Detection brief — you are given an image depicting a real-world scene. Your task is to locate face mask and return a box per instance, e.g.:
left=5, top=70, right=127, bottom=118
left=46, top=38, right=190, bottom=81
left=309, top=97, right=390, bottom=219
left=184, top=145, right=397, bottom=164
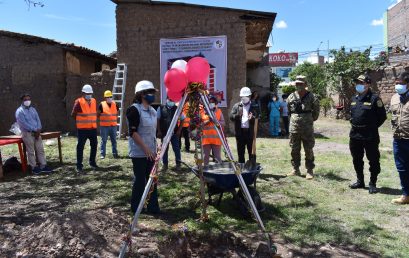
left=144, top=94, right=155, bottom=104
left=355, top=84, right=365, bottom=94
left=241, top=96, right=250, bottom=104
left=167, top=100, right=175, bottom=107
left=23, top=100, right=31, bottom=107
left=84, top=95, right=92, bottom=100
left=106, top=98, right=113, bottom=104
left=395, top=84, right=408, bottom=95
left=210, top=103, right=216, bottom=109
left=273, top=98, right=277, bottom=101
left=296, top=85, right=305, bottom=92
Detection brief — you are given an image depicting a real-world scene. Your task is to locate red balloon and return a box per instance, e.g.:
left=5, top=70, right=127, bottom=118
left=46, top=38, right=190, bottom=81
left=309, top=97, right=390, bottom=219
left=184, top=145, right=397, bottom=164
left=164, top=68, right=188, bottom=92
left=166, top=88, right=183, bottom=102
left=185, top=57, right=210, bottom=84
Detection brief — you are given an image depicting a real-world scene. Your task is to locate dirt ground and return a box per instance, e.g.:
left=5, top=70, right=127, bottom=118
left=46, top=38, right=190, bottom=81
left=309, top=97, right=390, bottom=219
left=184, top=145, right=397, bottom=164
left=0, top=118, right=401, bottom=257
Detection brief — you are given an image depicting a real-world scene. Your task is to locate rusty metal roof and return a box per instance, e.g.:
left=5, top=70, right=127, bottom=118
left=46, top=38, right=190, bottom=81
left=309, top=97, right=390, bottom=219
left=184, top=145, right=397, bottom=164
left=0, top=30, right=116, bottom=64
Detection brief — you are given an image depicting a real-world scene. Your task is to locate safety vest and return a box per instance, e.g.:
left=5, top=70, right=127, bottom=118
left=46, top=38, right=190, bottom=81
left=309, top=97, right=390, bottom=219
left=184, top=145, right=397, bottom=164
left=99, top=101, right=118, bottom=127
left=182, top=103, right=190, bottom=128
left=202, top=108, right=222, bottom=146
left=76, top=98, right=97, bottom=129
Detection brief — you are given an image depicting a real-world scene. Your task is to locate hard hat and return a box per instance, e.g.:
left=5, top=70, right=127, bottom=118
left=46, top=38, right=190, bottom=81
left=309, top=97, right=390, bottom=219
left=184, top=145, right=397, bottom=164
left=82, top=84, right=93, bottom=94
left=135, top=80, right=156, bottom=93
left=239, top=87, right=251, bottom=97
left=104, top=90, right=113, bottom=98
left=208, top=94, right=218, bottom=102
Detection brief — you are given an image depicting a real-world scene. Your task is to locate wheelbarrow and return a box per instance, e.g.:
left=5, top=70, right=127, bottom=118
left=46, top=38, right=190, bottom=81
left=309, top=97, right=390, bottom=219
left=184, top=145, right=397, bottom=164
left=186, top=162, right=265, bottom=217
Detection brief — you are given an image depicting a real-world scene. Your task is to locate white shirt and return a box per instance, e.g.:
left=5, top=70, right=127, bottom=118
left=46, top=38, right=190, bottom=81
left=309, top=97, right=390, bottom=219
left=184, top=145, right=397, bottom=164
left=241, top=101, right=251, bottom=128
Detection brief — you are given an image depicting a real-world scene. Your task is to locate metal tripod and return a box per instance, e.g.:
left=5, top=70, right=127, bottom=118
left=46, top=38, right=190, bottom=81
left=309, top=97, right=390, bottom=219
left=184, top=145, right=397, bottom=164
left=118, top=91, right=275, bottom=258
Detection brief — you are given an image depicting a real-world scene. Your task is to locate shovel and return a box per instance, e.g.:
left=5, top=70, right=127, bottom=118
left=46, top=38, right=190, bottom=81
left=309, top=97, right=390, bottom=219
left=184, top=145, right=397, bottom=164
left=244, top=117, right=258, bottom=171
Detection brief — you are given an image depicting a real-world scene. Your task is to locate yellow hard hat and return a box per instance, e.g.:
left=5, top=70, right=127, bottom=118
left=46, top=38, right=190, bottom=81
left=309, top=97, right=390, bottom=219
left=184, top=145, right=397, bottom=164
left=104, top=90, right=113, bottom=98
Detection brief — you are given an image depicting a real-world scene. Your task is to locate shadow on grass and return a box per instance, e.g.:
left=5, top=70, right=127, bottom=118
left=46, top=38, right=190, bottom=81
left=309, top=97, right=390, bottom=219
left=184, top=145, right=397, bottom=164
left=378, top=187, right=402, bottom=196
left=314, top=133, right=330, bottom=139
left=318, top=171, right=349, bottom=182
left=259, top=174, right=287, bottom=181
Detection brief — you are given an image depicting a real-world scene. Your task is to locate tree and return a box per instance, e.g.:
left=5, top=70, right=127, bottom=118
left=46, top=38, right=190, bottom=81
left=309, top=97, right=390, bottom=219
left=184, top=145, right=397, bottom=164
left=270, top=72, right=283, bottom=93
left=325, top=47, right=379, bottom=113
left=24, top=0, right=44, bottom=8
left=289, top=62, right=327, bottom=98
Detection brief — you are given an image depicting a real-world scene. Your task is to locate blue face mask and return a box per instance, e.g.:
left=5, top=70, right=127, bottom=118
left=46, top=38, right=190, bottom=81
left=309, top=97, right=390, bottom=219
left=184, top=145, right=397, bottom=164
left=167, top=100, right=175, bottom=107
left=395, top=84, right=408, bottom=95
left=144, top=94, right=155, bottom=104
left=84, top=94, right=92, bottom=100
left=355, top=84, right=365, bottom=94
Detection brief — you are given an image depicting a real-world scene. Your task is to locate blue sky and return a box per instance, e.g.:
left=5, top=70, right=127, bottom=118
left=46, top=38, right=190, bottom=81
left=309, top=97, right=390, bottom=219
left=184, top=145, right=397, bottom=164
left=0, top=0, right=400, bottom=57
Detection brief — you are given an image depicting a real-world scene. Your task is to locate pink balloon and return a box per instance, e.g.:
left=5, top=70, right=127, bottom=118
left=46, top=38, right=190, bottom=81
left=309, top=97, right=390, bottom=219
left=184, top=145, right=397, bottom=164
left=166, top=88, right=183, bottom=102
left=185, top=57, right=210, bottom=84
left=164, top=68, right=188, bottom=92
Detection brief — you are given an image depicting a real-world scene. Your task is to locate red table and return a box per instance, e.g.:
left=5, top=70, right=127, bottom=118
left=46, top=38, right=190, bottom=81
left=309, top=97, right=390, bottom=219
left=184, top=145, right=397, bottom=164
left=0, top=138, right=27, bottom=173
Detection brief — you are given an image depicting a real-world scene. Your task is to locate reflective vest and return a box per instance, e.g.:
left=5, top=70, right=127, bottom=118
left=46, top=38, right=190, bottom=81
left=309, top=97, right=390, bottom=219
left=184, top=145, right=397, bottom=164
left=202, top=108, right=222, bottom=145
left=182, top=103, right=190, bottom=128
left=99, top=101, right=118, bottom=127
left=76, top=97, right=97, bottom=129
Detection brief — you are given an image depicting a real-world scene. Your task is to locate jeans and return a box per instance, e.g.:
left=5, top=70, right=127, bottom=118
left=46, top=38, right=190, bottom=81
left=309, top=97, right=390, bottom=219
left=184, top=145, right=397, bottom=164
left=76, top=129, right=97, bottom=170
left=393, top=139, right=409, bottom=196
left=179, top=127, right=190, bottom=151
left=162, top=134, right=181, bottom=166
left=100, top=126, right=118, bottom=157
left=131, top=158, right=159, bottom=213
left=269, top=116, right=280, bottom=136
left=349, top=138, right=380, bottom=184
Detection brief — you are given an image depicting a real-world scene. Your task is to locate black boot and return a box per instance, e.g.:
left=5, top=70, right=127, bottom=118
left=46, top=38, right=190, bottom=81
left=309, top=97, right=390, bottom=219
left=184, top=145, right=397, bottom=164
left=368, top=182, right=378, bottom=194
left=349, top=181, right=365, bottom=189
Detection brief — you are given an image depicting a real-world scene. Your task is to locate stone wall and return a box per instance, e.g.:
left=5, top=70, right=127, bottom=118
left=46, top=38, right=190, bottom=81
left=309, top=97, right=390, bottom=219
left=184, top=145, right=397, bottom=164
left=115, top=3, right=248, bottom=134
left=387, top=0, right=409, bottom=48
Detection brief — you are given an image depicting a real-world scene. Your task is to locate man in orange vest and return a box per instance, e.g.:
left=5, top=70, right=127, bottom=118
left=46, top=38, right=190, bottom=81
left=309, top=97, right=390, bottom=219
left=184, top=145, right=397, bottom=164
left=201, top=95, right=225, bottom=166
left=98, top=90, right=119, bottom=159
left=71, top=84, right=98, bottom=174
left=180, top=103, right=191, bottom=152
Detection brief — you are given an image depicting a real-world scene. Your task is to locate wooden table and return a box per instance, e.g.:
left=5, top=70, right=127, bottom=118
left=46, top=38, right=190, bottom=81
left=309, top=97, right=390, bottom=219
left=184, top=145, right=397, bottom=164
left=0, top=131, right=63, bottom=174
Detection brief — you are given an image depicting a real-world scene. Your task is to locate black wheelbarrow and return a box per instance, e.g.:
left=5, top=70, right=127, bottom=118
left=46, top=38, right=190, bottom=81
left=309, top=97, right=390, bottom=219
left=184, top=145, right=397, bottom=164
left=188, top=162, right=265, bottom=216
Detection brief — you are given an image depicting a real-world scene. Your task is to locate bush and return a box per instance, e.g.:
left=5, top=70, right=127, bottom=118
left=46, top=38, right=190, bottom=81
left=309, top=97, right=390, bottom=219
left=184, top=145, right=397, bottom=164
left=320, top=97, right=334, bottom=116
left=282, top=85, right=296, bottom=95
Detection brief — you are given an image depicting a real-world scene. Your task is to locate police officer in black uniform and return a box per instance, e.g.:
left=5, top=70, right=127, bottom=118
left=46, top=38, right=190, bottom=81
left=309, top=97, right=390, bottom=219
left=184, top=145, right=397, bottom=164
left=349, top=74, right=387, bottom=194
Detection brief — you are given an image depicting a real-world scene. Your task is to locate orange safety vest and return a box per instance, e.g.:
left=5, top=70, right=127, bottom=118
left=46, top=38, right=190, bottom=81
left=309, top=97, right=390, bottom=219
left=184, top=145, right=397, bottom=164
left=99, top=101, right=118, bottom=127
left=76, top=97, right=97, bottom=129
left=202, top=108, right=222, bottom=146
left=182, top=103, right=190, bottom=127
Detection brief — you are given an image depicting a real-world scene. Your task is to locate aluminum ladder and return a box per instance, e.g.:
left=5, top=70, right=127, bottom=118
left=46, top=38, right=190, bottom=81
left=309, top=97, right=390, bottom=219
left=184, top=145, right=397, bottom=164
left=112, top=63, right=127, bottom=138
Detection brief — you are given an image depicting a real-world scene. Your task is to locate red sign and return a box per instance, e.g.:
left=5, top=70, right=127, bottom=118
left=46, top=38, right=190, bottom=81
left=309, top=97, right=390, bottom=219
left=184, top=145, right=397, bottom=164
left=268, top=53, right=298, bottom=67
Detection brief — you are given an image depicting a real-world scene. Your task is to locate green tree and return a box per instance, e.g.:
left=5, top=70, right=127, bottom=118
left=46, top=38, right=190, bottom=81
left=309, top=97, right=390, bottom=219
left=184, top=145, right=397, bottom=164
left=289, top=62, right=327, bottom=98
left=270, top=72, right=283, bottom=93
left=325, top=47, right=379, bottom=112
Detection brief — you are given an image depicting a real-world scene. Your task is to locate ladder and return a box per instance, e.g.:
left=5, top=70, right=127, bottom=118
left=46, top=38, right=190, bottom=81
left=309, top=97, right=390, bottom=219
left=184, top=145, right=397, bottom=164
left=112, top=63, right=128, bottom=138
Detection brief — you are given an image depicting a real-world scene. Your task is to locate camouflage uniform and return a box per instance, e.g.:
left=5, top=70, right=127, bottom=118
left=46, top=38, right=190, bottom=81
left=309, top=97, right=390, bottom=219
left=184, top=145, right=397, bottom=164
left=287, top=91, right=320, bottom=171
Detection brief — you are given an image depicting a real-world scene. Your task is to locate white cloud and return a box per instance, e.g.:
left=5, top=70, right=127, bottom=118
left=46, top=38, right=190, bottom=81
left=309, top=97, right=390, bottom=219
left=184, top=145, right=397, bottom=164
left=371, top=18, right=383, bottom=26
left=44, top=14, right=84, bottom=22
left=276, top=20, right=288, bottom=29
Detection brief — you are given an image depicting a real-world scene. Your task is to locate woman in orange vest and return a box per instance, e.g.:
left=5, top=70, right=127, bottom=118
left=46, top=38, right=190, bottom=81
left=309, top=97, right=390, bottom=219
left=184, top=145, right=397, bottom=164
left=71, top=84, right=98, bottom=174
left=201, top=95, right=225, bottom=166
left=98, top=90, right=119, bottom=159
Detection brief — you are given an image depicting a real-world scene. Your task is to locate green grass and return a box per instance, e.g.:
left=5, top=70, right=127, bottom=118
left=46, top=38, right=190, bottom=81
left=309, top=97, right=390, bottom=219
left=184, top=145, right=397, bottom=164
left=0, top=118, right=408, bottom=257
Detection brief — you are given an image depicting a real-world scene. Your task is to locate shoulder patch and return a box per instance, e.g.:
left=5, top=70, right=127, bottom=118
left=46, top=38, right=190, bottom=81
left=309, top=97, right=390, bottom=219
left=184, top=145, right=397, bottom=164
left=377, top=99, right=384, bottom=108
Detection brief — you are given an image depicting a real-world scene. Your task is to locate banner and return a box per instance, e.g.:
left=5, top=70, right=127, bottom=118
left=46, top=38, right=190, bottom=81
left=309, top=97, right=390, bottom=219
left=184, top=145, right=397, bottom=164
left=160, top=36, right=228, bottom=107
left=268, top=52, right=298, bottom=67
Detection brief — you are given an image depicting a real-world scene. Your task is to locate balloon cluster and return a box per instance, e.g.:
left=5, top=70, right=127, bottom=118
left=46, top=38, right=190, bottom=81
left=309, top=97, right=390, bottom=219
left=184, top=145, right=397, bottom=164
left=164, top=57, right=210, bottom=102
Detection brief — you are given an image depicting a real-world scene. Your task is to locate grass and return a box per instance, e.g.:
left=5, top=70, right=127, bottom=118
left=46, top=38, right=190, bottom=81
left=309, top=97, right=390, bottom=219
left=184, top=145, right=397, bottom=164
left=1, top=118, right=408, bottom=257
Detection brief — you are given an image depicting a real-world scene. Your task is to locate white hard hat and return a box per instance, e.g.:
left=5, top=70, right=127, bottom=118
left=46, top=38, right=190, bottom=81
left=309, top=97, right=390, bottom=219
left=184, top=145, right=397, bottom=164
left=82, top=84, right=93, bottom=94
left=135, top=80, right=156, bottom=93
left=239, top=87, right=251, bottom=97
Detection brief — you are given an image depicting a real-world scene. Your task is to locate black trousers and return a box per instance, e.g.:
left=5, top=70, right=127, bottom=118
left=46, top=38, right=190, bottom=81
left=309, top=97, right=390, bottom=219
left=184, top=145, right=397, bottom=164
left=179, top=127, right=190, bottom=151
left=76, top=129, right=97, bottom=170
left=349, top=138, right=381, bottom=185
left=236, top=128, right=254, bottom=164
left=282, top=116, right=289, bottom=135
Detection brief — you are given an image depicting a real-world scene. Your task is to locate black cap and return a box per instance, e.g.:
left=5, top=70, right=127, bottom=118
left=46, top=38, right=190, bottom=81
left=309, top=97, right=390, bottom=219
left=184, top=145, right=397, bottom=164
left=353, top=74, right=371, bottom=84
left=398, top=71, right=409, bottom=84
left=20, top=93, right=31, bottom=100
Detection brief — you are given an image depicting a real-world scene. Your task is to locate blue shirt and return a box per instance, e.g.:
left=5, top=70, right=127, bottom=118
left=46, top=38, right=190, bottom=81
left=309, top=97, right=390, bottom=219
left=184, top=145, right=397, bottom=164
left=268, top=100, right=281, bottom=117
left=280, top=101, right=288, bottom=117
left=15, top=105, right=42, bottom=132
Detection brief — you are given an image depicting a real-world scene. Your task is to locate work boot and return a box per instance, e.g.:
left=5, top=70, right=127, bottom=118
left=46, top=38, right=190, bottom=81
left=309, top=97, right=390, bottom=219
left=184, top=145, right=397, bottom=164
left=305, top=169, right=314, bottom=180
left=391, top=195, right=409, bottom=205
left=175, top=163, right=181, bottom=171
left=113, top=154, right=119, bottom=159
left=287, top=168, right=301, bottom=177
left=368, top=183, right=378, bottom=194
left=349, top=181, right=365, bottom=189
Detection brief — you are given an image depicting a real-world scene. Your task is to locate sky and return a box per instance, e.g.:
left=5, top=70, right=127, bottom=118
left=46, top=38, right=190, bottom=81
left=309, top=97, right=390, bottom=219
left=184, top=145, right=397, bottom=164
left=0, top=0, right=401, bottom=57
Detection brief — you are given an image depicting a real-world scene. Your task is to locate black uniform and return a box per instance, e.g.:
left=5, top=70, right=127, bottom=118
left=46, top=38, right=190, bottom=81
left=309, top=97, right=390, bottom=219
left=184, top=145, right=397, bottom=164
left=349, top=89, right=387, bottom=186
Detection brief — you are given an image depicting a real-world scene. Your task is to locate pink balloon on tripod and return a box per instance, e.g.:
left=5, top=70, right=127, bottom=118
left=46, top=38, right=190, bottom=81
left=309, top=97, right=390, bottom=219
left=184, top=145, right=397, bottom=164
left=164, top=68, right=188, bottom=92
left=185, top=57, right=210, bottom=84
left=166, top=87, right=184, bottom=102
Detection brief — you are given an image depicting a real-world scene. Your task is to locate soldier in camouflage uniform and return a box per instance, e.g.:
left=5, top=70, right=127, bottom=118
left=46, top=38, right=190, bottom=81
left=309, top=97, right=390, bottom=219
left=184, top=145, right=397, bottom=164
left=286, top=76, right=320, bottom=179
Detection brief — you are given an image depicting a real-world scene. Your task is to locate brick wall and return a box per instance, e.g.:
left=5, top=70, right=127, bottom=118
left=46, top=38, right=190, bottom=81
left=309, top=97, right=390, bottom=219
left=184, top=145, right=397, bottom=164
left=388, top=0, right=409, bottom=48
left=115, top=3, right=248, bottom=134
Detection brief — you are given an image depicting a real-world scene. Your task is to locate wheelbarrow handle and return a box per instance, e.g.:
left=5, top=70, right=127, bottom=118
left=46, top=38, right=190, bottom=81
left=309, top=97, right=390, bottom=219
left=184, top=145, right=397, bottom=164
left=178, top=160, right=200, bottom=177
